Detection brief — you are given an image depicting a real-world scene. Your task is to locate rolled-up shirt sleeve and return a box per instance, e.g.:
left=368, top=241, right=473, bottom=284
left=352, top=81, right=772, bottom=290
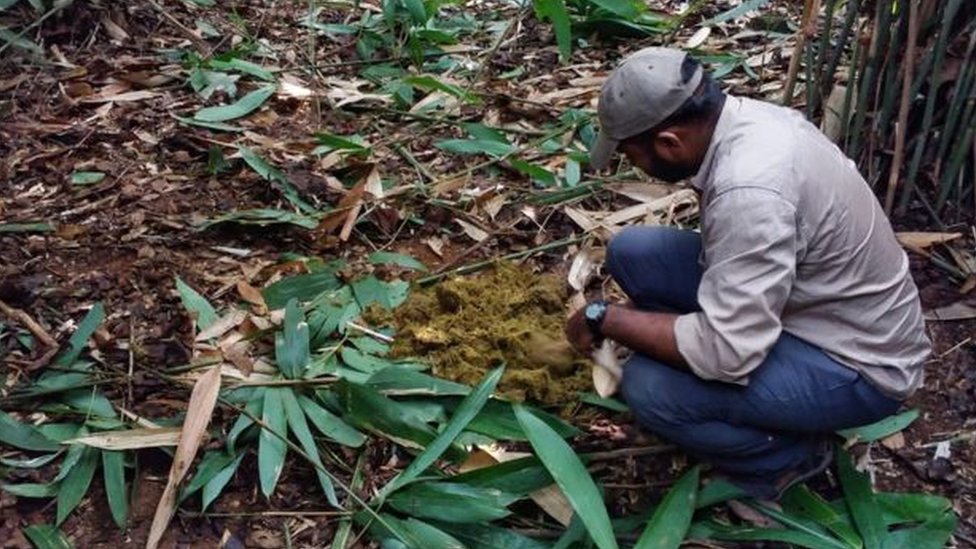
left=675, top=187, right=798, bottom=383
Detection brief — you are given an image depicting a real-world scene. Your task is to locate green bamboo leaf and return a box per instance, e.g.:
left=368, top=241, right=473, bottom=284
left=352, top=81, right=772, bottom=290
left=281, top=388, right=338, bottom=506
left=369, top=513, right=463, bottom=549
left=175, top=277, right=217, bottom=331
left=382, top=367, right=503, bottom=497
left=880, top=515, right=955, bottom=549
left=587, top=0, right=639, bottom=18
left=22, top=524, right=74, bottom=549
left=402, top=75, right=479, bottom=104
left=533, top=0, right=572, bottom=61
left=466, top=399, right=579, bottom=441
left=435, top=138, right=516, bottom=158
left=749, top=502, right=851, bottom=549
left=276, top=299, right=310, bottom=379
left=101, top=450, right=128, bottom=528
left=402, top=0, right=426, bottom=23
left=433, top=521, right=551, bottom=549
left=0, top=411, right=59, bottom=452
left=781, top=485, right=862, bottom=548
left=367, top=251, right=428, bottom=272
left=876, top=492, right=954, bottom=525
left=510, top=159, right=557, bottom=185
left=514, top=404, right=619, bottom=549
left=55, top=303, right=105, bottom=368
left=298, top=394, right=366, bottom=447
left=341, top=346, right=395, bottom=374
left=688, top=519, right=850, bottom=549
left=227, top=390, right=264, bottom=453
left=388, top=482, right=517, bottom=523
left=56, top=446, right=98, bottom=525
left=837, top=409, right=919, bottom=443
left=338, top=381, right=462, bottom=459
left=634, top=466, right=699, bottom=549
left=451, top=455, right=553, bottom=497
left=0, top=222, right=55, bottom=233
left=173, top=115, right=245, bottom=132
left=181, top=449, right=237, bottom=502
left=208, top=57, right=276, bottom=81
left=263, top=271, right=343, bottom=310
left=1, top=483, right=59, bottom=498
left=193, top=85, right=276, bottom=122
left=0, top=452, right=62, bottom=469
left=202, top=453, right=245, bottom=511
left=200, top=209, right=319, bottom=230
left=367, top=367, right=471, bottom=397
left=837, top=447, right=887, bottom=549
left=579, top=393, right=628, bottom=412
left=69, top=171, right=105, bottom=185
left=701, top=0, right=773, bottom=25
left=258, top=387, right=288, bottom=497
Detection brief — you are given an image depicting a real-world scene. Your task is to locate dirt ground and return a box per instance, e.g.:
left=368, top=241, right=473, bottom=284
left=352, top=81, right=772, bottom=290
left=1, top=1, right=974, bottom=547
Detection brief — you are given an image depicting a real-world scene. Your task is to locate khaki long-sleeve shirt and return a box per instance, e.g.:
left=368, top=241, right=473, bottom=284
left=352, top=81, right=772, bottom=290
left=674, top=96, right=931, bottom=400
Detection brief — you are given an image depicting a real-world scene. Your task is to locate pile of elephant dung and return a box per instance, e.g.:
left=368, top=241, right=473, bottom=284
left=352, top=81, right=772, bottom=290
left=391, top=262, right=592, bottom=405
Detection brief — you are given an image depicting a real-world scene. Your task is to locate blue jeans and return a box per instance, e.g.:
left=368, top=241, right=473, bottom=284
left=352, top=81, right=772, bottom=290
left=607, top=226, right=900, bottom=477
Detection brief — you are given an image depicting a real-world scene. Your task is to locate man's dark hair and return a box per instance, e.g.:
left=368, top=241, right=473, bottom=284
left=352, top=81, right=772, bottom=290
left=662, top=56, right=724, bottom=128
left=625, top=56, right=724, bottom=144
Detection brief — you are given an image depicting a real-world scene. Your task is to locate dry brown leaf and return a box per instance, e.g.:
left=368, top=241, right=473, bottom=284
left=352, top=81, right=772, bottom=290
left=431, top=173, right=471, bottom=197
left=425, top=237, right=445, bottom=257
left=146, top=366, right=222, bottom=549
left=64, top=427, right=182, bottom=450
left=196, top=309, right=247, bottom=342
left=318, top=173, right=368, bottom=236
left=924, top=302, right=976, bottom=321
left=895, top=232, right=963, bottom=251
left=605, top=182, right=672, bottom=203
left=685, top=26, right=712, bottom=49
left=563, top=206, right=599, bottom=233
left=237, top=280, right=267, bottom=312
left=567, top=248, right=602, bottom=292
left=456, top=219, right=490, bottom=242
left=603, top=189, right=697, bottom=226
left=81, top=90, right=159, bottom=103
left=101, top=14, right=130, bottom=41
left=592, top=340, right=622, bottom=397
left=477, top=445, right=575, bottom=526
left=881, top=431, right=906, bottom=450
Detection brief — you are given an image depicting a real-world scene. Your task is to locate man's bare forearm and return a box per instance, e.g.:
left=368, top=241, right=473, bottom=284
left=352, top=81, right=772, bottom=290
left=600, top=305, right=687, bottom=368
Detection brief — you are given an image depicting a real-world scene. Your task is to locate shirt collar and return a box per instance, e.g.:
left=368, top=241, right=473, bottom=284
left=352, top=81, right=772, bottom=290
left=690, top=95, right=738, bottom=191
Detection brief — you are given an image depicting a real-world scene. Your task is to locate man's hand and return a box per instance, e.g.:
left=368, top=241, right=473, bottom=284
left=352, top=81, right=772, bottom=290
left=565, top=302, right=688, bottom=370
left=565, top=306, right=597, bottom=352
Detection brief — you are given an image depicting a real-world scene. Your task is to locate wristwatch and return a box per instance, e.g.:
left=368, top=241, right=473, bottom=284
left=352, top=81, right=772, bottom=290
left=584, top=300, right=609, bottom=341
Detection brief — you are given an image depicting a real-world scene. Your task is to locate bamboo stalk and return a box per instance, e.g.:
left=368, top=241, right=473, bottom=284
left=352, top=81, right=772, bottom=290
left=898, top=0, right=964, bottom=213
left=933, top=27, right=976, bottom=187
left=849, top=0, right=894, bottom=161
left=875, top=6, right=909, bottom=149
left=808, top=0, right=840, bottom=116
left=840, top=24, right=866, bottom=148
left=783, top=0, right=822, bottom=106
left=822, top=0, right=863, bottom=106
left=884, top=0, right=920, bottom=214
left=936, top=108, right=976, bottom=216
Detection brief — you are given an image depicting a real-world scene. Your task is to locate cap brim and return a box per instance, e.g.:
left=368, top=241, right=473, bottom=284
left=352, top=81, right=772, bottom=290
left=589, top=130, right=618, bottom=171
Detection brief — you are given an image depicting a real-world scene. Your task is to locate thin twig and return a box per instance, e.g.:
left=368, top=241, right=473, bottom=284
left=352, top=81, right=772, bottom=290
left=415, top=235, right=586, bottom=286
left=884, top=0, right=919, bottom=214
left=782, top=0, right=821, bottom=105
left=584, top=444, right=677, bottom=462
left=345, top=321, right=394, bottom=344
left=146, top=0, right=211, bottom=56
left=0, top=299, right=57, bottom=348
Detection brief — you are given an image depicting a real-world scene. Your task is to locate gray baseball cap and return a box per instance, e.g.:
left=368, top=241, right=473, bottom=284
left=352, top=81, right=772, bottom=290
left=590, top=47, right=703, bottom=170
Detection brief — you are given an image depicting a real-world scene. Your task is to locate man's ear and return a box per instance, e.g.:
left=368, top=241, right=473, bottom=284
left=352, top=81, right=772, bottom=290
left=652, top=129, right=685, bottom=162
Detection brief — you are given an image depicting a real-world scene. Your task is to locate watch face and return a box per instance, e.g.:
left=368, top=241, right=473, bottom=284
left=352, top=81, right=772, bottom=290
left=585, top=302, right=604, bottom=321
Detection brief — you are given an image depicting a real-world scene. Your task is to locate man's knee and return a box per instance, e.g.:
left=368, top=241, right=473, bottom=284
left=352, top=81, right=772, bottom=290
left=620, top=357, right=683, bottom=431
left=607, top=226, right=668, bottom=278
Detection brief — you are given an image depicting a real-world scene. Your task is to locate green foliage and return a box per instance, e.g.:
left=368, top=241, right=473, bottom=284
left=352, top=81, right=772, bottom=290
left=531, top=0, right=669, bottom=62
